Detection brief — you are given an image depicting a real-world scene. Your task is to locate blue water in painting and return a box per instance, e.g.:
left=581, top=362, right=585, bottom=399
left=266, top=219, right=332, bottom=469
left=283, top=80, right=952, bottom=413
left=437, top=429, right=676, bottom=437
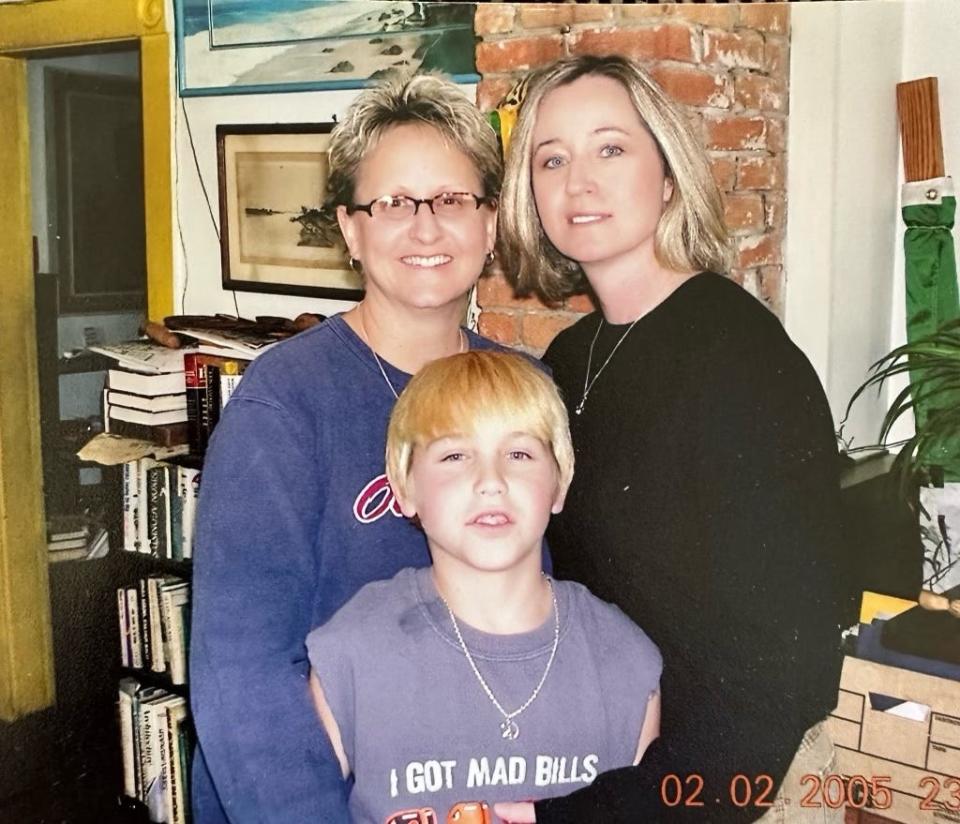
left=181, top=0, right=349, bottom=37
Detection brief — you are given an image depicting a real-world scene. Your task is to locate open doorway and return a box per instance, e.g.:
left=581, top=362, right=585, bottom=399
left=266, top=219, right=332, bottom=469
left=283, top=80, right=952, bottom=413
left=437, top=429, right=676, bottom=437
left=0, top=39, right=153, bottom=822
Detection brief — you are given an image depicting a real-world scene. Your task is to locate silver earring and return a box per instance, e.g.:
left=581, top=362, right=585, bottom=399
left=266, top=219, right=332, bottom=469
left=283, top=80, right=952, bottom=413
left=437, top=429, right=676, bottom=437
left=349, top=256, right=362, bottom=273
left=485, top=250, right=495, bottom=266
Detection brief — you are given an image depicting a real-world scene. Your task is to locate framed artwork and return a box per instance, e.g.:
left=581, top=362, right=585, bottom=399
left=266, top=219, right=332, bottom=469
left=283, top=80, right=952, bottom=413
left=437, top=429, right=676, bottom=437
left=216, top=123, right=363, bottom=301
left=175, top=0, right=477, bottom=97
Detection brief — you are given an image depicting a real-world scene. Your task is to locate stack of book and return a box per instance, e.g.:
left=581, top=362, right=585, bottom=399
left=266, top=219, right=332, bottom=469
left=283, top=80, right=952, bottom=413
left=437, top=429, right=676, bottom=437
left=118, top=575, right=190, bottom=685
left=46, top=515, right=109, bottom=563
left=123, top=458, right=201, bottom=561
left=176, top=326, right=277, bottom=455
left=89, top=340, right=188, bottom=447
left=118, top=677, right=192, bottom=824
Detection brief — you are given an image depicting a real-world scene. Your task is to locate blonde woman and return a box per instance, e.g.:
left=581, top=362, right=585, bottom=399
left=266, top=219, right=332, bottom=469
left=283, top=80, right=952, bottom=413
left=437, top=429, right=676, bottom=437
left=496, top=55, right=847, bottom=823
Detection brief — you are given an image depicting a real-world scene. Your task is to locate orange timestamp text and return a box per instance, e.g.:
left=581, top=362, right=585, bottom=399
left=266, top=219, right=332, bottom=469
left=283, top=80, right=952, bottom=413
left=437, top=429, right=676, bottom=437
left=659, top=773, right=960, bottom=811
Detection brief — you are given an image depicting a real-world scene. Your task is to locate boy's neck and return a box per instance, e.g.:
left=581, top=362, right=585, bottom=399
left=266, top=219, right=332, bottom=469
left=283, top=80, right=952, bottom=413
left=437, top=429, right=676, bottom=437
left=430, top=562, right=553, bottom=635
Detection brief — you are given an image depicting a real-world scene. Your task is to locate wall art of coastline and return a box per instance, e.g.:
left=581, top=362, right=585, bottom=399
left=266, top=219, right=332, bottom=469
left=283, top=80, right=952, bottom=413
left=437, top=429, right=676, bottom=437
left=174, top=0, right=478, bottom=97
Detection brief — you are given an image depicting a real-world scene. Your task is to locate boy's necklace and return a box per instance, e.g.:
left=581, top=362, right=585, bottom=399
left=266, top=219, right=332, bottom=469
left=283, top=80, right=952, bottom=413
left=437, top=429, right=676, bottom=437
left=356, top=304, right=465, bottom=400
left=438, top=576, right=560, bottom=741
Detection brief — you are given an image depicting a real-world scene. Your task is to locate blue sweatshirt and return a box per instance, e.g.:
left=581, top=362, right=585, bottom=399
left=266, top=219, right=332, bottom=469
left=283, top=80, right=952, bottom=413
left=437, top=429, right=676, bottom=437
left=190, top=315, right=515, bottom=824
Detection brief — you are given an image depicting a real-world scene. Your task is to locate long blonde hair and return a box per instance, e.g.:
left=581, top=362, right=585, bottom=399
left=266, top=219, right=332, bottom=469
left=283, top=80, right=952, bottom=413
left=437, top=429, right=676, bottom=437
left=500, top=55, right=732, bottom=302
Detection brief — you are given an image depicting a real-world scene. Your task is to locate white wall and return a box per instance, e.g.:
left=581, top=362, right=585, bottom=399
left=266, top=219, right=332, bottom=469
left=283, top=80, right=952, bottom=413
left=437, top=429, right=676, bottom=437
left=786, top=0, right=905, bottom=452
left=172, top=85, right=476, bottom=320
left=787, top=0, right=960, bottom=452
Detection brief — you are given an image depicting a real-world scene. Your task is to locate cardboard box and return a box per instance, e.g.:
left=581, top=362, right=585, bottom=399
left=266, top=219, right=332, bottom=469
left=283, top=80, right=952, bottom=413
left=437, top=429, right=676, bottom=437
left=826, top=656, right=960, bottom=824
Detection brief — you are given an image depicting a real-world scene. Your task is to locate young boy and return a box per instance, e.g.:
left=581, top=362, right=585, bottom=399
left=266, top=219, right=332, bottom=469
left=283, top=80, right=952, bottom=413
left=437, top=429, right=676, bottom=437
left=306, top=352, right=661, bottom=824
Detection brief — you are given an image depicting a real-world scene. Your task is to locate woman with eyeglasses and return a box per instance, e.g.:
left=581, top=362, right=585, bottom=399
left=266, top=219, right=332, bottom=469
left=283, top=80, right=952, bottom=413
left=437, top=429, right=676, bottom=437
left=495, top=55, right=848, bottom=823
left=190, top=74, right=510, bottom=824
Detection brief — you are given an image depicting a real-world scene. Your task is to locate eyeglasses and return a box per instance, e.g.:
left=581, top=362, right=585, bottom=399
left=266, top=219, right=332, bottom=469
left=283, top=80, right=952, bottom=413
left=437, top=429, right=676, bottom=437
left=347, top=192, right=497, bottom=221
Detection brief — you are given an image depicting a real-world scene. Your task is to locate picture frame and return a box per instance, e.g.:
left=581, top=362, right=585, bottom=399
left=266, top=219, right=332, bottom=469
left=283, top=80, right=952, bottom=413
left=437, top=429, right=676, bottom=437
left=216, top=123, right=363, bottom=301
left=175, top=0, right=478, bottom=97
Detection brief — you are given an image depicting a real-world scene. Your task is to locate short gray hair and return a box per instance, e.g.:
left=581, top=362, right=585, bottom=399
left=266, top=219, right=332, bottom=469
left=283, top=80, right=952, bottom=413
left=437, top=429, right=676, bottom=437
left=323, top=73, right=502, bottom=240
left=500, top=55, right=733, bottom=302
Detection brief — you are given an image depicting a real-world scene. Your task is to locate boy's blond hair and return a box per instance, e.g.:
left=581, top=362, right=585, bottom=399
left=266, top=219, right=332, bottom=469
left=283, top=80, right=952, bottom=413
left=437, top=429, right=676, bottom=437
left=386, top=351, right=574, bottom=501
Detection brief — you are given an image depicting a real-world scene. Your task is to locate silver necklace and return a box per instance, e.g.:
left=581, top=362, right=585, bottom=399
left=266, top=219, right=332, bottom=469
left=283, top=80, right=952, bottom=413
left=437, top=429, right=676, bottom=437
left=356, top=305, right=465, bottom=400
left=438, top=577, right=560, bottom=741
left=575, top=315, right=642, bottom=415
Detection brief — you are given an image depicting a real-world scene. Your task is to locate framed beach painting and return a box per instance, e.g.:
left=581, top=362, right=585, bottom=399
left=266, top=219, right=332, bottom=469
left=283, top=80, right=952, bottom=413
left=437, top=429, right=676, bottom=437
left=217, top=123, right=364, bottom=301
left=175, top=0, right=478, bottom=97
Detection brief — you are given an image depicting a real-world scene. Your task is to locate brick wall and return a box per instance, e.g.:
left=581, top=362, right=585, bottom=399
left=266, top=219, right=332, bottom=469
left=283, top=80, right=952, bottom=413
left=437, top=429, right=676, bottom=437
left=473, top=2, right=790, bottom=353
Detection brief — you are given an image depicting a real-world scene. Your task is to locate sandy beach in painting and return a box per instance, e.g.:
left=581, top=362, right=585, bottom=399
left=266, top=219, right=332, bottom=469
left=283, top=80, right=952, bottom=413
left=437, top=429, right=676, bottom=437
left=182, top=1, right=459, bottom=90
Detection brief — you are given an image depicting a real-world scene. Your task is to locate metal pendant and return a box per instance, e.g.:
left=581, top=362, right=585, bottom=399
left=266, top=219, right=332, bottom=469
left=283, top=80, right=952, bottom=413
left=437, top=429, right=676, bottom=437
left=500, top=719, right=520, bottom=740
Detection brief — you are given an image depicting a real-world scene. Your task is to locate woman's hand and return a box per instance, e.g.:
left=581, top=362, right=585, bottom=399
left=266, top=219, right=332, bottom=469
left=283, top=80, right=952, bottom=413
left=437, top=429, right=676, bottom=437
left=493, top=802, right=537, bottom=823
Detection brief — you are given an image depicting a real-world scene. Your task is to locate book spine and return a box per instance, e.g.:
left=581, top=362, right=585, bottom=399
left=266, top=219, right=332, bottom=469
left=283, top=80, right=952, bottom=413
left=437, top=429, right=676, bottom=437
left=147, top=576, right=166, bottom=674
left=137, top=459, right=153, bottom=555
left=170, top=466, right=185, bottom=563
left=183, top=352, right=204, bottom=456
left=180, top=467, right=201, bottom=561
left=166, top=706, right=185, bottom=824
left=156, top=704, right=171, bottom=823
left=219, top=360, right=242, bottom=410
left=160, top=465, right=172, bottom=560
left=205, top=363, right=222, bottom=440
left=126, top=587, right=143, bottom=670
left=166, top=588, right=190, bottom=686
left=118, top=588, right=130, bottom=668
left=118, top=686, right=137, bottom=798
left=138, top=578, right=152, bottom=669
left=123, top=460, right=140, bottom=553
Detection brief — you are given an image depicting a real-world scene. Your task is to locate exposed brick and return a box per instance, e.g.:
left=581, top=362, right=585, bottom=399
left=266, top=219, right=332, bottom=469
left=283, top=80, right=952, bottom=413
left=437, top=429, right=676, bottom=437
left=734, top=74, right=787, bottom=113
left=737, top=232, right=782, bottom=269
left=476, top=36, right=564, bottom=74
left=474, top=4, right=516, bottom=36
left=665, top=4, right=737, bottom=30
left=737, top=155, right=784, bottom=190
left=477, top=273, right=547, bottom=310
left=764, top=36, right=789, bottom=77
left=724, top=192, right=765, bottom=233
left=649, top=65, right=730, bottom=109
left=570, top=24, right=695, bottom=64
left=518, top=4, right=573, bottom=30
left=478, top=311, right=520, bottom=346
left=477, top=76, right=516, bottom=113
left=765, top=117, right=786, bottom=153
left=572, top=5, right=615, bottom=24
left=730, top=267, right=760, bottom=298
left=740, top=4, right=790, bottom=36
left=764, top=191, right=786, bottom=230
left=566, top=292, right=596, bottom=314
left=522, top=313, right=578, bottom=351
left=758, top=265, right=785, bottom=318
left=704, top=115, right=767, bottom=151
left=703, top=29, right=764, bottom=71
left=710, top=155, right=737, bottom=191
left=618, top=5, right=666, bottom=21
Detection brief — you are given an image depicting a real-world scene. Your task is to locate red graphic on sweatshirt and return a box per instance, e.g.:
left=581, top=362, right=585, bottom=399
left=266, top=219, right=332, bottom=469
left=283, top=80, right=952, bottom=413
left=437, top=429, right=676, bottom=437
left=354, top=473, right=404, bottom=524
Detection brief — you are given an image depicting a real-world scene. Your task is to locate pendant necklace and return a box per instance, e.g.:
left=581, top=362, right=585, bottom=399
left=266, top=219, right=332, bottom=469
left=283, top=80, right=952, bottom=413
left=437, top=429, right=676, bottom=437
left=356, top=304, right=465, bottom=400
left=575, top=315, right=642, bottom=415
left=438, top=576, right=560, bottom=741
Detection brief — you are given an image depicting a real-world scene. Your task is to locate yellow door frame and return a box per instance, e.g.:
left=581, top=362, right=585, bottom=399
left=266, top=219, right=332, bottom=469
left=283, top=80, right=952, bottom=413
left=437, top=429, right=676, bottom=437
left=0, top=0, right=173, bottom=719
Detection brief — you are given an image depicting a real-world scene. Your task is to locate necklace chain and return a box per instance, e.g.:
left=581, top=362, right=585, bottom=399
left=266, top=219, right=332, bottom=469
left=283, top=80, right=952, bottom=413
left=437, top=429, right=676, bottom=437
left=439, top=577, right=560, bottom=741
left=575, top=315, right=642, bottom=415
left=356, top=304, right=465, bottom=401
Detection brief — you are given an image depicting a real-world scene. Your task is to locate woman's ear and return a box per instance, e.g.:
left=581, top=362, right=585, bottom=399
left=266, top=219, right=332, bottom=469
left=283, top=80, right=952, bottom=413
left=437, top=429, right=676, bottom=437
left=337, top=204, right=358, bottom=257
left=662, top=176, right=674, bottom=205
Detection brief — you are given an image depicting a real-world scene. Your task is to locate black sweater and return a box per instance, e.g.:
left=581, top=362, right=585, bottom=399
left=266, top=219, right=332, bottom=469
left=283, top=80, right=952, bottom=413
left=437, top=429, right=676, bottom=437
left=537, top=273, right=846, bottom=823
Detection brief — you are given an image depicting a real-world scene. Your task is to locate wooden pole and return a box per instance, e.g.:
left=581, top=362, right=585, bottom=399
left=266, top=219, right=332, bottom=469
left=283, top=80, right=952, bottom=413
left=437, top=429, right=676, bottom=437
left=896, top=77, right=945, bottom=183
